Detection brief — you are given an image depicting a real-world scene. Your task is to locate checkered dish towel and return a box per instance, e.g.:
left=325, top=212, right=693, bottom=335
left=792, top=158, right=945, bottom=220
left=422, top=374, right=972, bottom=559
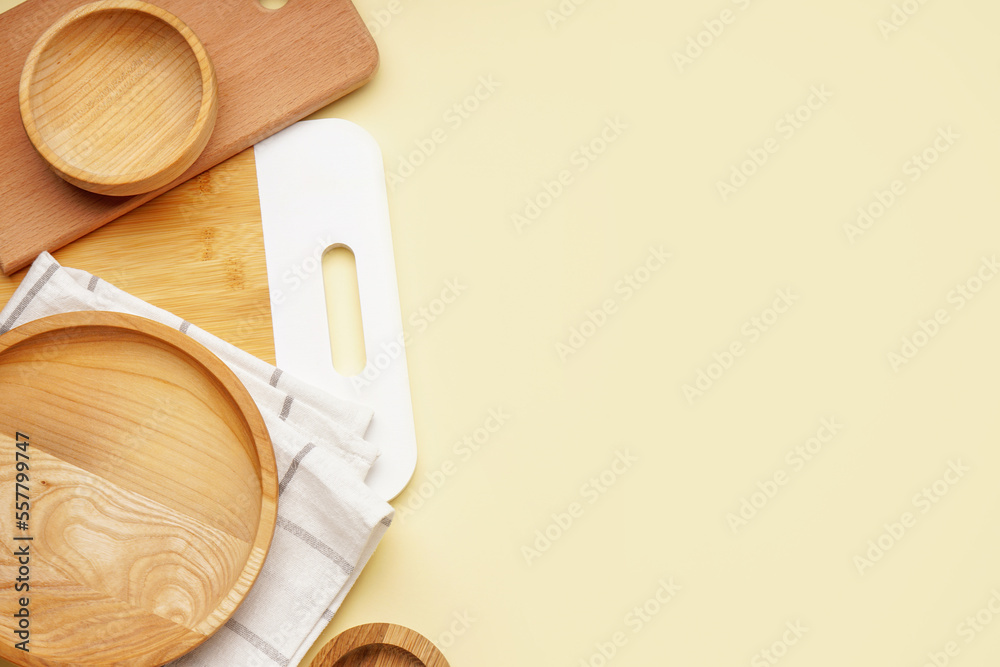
left=0, top=253, right=394, bottom=667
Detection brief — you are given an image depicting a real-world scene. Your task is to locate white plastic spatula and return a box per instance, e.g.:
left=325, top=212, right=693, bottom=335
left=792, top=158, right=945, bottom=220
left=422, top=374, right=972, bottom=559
left=255, top=119, right=416, bottom=501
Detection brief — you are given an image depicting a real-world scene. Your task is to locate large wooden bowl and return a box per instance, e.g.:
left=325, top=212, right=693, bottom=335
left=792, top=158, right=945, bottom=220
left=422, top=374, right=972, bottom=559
left=19, top=0, right=218, bottom=196
left=0, top=312, right=277, bottom=666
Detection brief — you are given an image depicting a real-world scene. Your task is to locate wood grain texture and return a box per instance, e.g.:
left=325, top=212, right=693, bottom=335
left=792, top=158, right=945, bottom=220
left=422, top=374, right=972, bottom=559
left=0, top=147, right=277, bottom=365
left=311, top=624, right=451, bottom=667
left=0, top=311, right=277, bottom=666
left=0, top=0, right=378, bottom=274
left=19, top=1, right=218, bottom=196
left=0, top=580, right=209, bottom=666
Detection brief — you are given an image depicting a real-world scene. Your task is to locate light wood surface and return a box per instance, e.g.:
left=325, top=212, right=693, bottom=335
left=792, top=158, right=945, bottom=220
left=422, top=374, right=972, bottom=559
left=0, top=311, right=278, bottom=666
left=0, top=0, right=378, bottom=274
left=19, top=1, right=218, bottom=196
left=0, top=147, right=277, bottom=365
left=310, top=624, right=450, bottom=667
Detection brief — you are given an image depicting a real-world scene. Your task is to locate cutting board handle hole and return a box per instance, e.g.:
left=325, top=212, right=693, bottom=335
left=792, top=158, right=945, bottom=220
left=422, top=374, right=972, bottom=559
left=258, top=0, right=288, bottom=10
left=322, top=244, right=367, bottom=377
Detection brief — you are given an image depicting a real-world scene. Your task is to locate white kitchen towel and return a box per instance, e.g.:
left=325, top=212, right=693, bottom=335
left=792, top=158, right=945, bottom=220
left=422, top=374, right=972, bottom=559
left=0, top=253, right=394, bottom=667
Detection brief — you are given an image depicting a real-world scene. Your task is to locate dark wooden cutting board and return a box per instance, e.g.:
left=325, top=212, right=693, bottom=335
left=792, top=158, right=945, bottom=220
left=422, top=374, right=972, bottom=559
left=0, top=0, right=378, bottom=275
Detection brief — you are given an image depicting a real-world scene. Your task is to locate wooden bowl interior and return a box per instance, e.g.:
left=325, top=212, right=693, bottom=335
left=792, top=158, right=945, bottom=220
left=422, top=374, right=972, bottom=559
left=0, top=321, right=269, bottom=663
left=330, top=645, right=427, bottom=667
left=311, top=624, right=451, bottom=667
left=25, top=6, right=206, bottom=182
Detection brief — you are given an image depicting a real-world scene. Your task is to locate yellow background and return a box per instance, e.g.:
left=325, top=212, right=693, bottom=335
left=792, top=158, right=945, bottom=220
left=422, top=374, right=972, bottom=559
left=4, top=0, right=1000, bottom=665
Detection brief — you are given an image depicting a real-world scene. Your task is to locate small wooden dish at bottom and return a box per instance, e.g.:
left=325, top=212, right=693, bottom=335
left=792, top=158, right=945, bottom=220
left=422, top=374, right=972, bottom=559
left=311, top=624, right=451, bottom=667
left=0, top=312, right=277, bottom=666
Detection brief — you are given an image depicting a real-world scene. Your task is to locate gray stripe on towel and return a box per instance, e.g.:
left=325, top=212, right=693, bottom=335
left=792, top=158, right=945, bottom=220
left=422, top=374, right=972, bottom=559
left=279, top=395, right=293, bottom=421
left=276, top=516, right=354, bottom=575
left=224, top=619, right=291, bottom=666
left=0, top=263, right=59, bottom=335
left=278, top=443, right=316, bottom=496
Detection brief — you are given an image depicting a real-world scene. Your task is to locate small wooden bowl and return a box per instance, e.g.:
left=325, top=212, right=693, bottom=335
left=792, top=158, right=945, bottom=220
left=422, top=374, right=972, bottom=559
left=19, top=0, right=218, bottom=197
left=0, top=312, right=277, bottom=666
left=311, top=624, right=451, bottom=667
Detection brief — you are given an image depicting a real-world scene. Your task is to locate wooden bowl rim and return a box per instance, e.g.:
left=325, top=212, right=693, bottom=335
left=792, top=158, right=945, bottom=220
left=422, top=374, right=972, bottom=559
left=0, top=311, right=278, bottom=666
left=311, top=623, right=451, bottom=667
left=18, top=0, right=217, bottom=190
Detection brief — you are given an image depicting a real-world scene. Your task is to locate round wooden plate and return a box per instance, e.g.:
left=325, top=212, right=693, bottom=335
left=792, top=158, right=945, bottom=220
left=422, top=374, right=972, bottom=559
left=311, top=624, right=451, bottom=667
left=19, top=0, right=218, bottom=196
left=0, top=312, right=277, bottom=666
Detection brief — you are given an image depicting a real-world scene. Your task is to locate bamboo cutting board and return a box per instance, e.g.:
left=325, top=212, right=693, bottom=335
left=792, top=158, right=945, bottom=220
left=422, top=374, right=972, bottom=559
left=0, top=148, right=277, bottom=363
left=0, top=0, right=378, bottom=275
